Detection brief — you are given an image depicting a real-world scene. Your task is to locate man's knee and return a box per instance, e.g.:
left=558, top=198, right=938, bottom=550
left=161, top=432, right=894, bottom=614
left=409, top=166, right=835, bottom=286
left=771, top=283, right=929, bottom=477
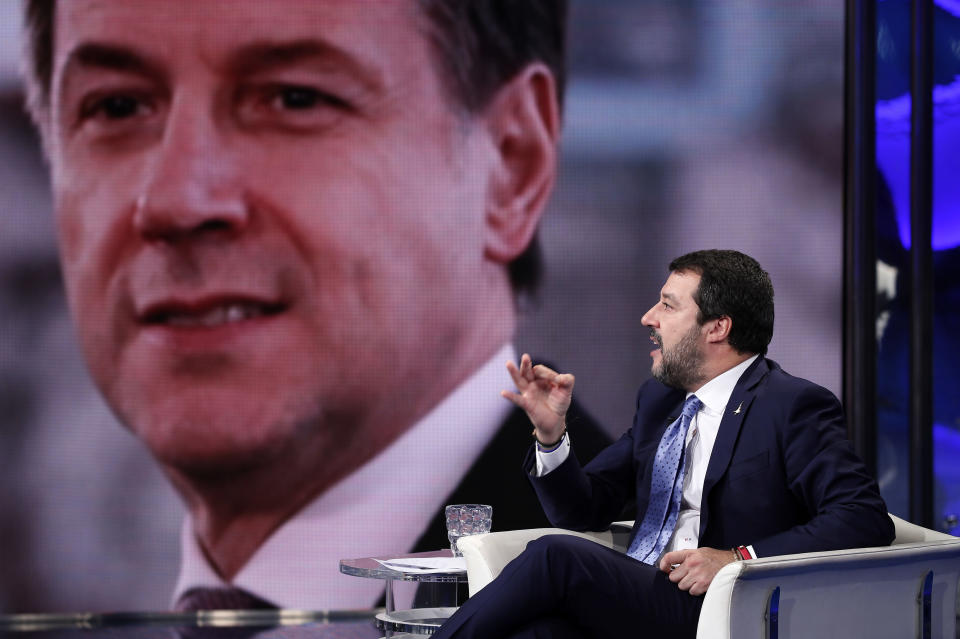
left=502, top=535, right=601, bottom=590
left=521, top=534, right=621, bottom=586
left=525, top=534, right=604, bottom=559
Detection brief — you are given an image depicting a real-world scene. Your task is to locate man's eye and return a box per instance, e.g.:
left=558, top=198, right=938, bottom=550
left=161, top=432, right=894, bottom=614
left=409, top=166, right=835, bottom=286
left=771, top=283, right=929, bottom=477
left=80, top=93, right=151, bottom=123
left=239, top=83, right=349, bottom=131
left=276, top=87, right=322, bottom=110
left=99, top=95, right=140, bottom=118
left=265, top=85, right=348, bottom=113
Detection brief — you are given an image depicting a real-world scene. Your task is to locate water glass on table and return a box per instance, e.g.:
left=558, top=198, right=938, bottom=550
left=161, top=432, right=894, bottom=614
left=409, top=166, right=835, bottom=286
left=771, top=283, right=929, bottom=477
left=445, top=504, right=493, bottom=557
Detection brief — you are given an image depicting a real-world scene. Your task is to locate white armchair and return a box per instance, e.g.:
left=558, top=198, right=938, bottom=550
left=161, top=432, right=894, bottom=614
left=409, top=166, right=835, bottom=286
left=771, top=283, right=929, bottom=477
left=457, top=515, right=960, bottom=638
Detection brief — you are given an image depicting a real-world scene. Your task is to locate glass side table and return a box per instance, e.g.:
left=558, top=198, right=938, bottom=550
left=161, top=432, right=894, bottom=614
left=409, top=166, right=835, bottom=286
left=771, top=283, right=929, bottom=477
left=340, top=550, right=466, bottom=637
left=374, top=607, right=455, bottom=637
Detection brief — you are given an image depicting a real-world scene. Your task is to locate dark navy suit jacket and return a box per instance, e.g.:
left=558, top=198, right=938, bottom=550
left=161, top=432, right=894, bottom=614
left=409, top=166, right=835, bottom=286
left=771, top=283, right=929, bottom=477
left=527, top=357, right=894, bottom=556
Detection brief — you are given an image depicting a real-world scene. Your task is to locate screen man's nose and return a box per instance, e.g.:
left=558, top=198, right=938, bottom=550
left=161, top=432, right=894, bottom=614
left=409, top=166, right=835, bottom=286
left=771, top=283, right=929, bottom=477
left=133, top=98, right=247, bottom=242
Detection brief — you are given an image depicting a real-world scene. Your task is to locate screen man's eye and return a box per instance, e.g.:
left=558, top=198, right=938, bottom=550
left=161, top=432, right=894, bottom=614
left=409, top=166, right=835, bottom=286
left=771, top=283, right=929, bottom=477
left=277, top=87, right=322, bottom=110
left=99, top=95, right=141, bottom=119
left=79, top=92, right=152, bottom=124
left=238, top=82, right=352, bottom=132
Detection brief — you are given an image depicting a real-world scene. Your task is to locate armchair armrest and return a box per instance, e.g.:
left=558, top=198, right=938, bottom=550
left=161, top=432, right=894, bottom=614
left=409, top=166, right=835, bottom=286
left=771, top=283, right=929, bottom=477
left=889, top=513, right=955, bottom=542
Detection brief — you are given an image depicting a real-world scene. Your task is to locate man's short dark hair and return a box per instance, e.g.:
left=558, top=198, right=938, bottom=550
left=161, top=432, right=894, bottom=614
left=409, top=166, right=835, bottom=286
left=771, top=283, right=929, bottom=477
left=22, top=0, right=567, bottom=298
left=669, top=249, right=775, bottom=356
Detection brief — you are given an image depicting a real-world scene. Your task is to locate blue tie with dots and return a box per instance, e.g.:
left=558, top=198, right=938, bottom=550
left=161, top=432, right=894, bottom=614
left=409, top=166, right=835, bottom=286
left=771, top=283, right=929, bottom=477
left=627, top=394, right=702, bottom=564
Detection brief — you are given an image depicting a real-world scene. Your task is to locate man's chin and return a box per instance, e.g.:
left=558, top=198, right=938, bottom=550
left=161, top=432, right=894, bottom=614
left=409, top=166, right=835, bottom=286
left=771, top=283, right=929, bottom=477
left=117, top=402, right=303, bottom=477
left=650, top=361, right=668, bottom=385
left=143, top=428, right=282, bottom=478
left=651, top=368, right=677, bottom=390
left=651, top=362, right=685, bottom=391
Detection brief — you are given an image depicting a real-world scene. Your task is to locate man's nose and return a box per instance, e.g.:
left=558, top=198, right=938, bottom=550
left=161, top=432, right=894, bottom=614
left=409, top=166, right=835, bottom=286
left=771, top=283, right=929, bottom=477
left=133, top=96, right=247, bottom=243
left=641, top=304, right=658, bottom=327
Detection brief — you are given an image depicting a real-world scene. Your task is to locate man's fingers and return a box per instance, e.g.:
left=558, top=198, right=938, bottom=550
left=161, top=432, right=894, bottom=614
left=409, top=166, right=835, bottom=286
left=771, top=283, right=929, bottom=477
left=508, top=357, right=575, bottom=393
left=664, top=549, right=722, bottom=596
left=689, top=582, right=708, bottom=597
left=677, top=573, right=695, bottom=592
left=505, top=360, right=527, bottom=388
left=531, top=364, right=559, bottom=381
left=531, top=362, right=558, bottom=377
left=500, top=389, right=526, bottom=409
left=532, top=365, right=575, bottom=389
left=659, top=549, right=688, bottom=572
left=677, top=570, right=707, bottom=596
left=667, top=566, right=684, bottom=584
left=519, top=353, right=533, bottom=378
left=674, top=562, right=700, bottom=590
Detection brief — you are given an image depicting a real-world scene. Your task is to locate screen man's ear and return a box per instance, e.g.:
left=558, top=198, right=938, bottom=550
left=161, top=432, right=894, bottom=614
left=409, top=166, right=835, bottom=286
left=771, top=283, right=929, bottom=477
left=481, top=63, right=560, bottom=263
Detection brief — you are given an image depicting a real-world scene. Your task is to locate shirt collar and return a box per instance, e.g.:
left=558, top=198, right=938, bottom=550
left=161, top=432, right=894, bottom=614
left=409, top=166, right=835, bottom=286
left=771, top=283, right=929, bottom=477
left=687, top=354, right=759, bottom=416
left=172, top=344, right=515, bottom=610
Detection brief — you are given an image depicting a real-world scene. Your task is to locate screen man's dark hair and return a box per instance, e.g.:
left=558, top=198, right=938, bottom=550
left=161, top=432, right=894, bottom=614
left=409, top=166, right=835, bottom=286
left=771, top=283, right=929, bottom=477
left=22, top=0, right=567, bottom=298
left=669, top=249, right=775, bottom=356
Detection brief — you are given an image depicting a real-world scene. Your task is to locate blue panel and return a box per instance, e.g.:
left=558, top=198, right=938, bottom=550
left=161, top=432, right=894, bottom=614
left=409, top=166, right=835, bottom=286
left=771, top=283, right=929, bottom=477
left=767, top=586, right=780, bottom=639
left=876, top=0, right=960, bottom=251
left=875, top=0, right=960, bottom=529
left=919, top=570, right=933, bottom=639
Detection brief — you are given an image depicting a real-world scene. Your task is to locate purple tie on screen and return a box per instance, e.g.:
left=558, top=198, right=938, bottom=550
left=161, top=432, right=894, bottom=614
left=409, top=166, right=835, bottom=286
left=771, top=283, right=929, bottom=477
left=627, top=394, right=702, bottom=565
left=174, top=586, right=277, bottom=611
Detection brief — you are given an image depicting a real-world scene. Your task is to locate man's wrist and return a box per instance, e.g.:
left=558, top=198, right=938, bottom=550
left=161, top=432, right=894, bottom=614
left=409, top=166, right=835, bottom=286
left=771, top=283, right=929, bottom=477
left=533, top=425, right=567, bottom=451
left=732, top=545, right=754, bottom=561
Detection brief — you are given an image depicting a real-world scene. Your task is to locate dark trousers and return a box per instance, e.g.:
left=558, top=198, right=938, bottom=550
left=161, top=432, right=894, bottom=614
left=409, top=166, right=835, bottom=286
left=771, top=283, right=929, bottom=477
left=433, top=535, right=703, bottom=639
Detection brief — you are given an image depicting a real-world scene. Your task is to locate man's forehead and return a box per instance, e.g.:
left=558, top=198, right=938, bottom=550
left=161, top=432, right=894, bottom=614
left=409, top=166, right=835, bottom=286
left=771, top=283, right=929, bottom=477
left=52, top=0, right=423, bottom=69
left=54, top=0, right=412, bottom=24
left=661, top=270, right=700, bottom=302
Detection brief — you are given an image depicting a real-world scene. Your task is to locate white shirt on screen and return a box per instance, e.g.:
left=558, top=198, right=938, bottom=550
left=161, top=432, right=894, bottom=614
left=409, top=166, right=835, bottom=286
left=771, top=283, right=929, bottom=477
left=536, top=355, right=759, bottom=558
left=172, top=344, right=516, bottom=611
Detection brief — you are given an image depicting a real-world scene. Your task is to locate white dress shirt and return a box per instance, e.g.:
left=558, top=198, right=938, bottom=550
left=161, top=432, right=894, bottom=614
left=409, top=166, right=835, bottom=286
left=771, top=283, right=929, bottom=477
left=536, top=355, right=759, bottom=558
left=172, top=344, right=516, bottom=611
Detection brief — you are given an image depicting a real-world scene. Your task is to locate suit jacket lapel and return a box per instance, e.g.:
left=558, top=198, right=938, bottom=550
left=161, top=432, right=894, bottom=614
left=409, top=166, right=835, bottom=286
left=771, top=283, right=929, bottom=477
left=699, top=357, right=769, bottom=536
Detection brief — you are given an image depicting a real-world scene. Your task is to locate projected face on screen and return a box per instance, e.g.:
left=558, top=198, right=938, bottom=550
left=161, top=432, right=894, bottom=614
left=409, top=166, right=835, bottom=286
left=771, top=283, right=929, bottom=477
left=43, top=0, right=549, bottom=481
left=7, top=0, right=852, bottom=613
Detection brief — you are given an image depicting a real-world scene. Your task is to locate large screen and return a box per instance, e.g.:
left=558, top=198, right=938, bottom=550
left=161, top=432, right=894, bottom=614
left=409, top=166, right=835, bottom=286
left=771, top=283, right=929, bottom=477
left=0, top=0, right=844, bottom=612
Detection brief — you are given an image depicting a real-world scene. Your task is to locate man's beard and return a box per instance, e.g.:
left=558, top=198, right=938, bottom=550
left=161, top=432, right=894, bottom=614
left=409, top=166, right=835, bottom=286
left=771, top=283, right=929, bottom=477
left=651, top=324, right=707, bottom=391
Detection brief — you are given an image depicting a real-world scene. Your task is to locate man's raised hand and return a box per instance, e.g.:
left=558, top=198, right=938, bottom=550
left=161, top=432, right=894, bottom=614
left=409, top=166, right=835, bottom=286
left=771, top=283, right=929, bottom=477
left=501, top=354, right=573, bottom=444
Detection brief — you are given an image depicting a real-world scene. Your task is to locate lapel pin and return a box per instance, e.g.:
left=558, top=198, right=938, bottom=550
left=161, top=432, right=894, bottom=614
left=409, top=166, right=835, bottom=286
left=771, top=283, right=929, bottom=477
left=733, top=401, right=743, bottom=415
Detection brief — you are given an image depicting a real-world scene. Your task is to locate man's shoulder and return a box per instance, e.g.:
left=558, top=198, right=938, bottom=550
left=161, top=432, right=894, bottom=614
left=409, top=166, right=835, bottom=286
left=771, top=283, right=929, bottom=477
left=752, top=358, right=839, bottom=403
left=734, top=358, right=844, bottom=430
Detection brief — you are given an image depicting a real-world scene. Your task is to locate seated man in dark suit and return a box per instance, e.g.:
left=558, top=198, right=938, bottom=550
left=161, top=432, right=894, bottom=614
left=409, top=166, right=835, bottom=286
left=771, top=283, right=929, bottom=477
left=435, top=249, right=894, bottom=639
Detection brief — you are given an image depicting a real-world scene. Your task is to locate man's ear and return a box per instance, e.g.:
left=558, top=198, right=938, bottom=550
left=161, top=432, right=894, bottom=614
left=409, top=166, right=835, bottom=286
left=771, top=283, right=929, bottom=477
left=482, top=63, right=560, bottom=263
left=706, top=316, right=733, bottom=344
